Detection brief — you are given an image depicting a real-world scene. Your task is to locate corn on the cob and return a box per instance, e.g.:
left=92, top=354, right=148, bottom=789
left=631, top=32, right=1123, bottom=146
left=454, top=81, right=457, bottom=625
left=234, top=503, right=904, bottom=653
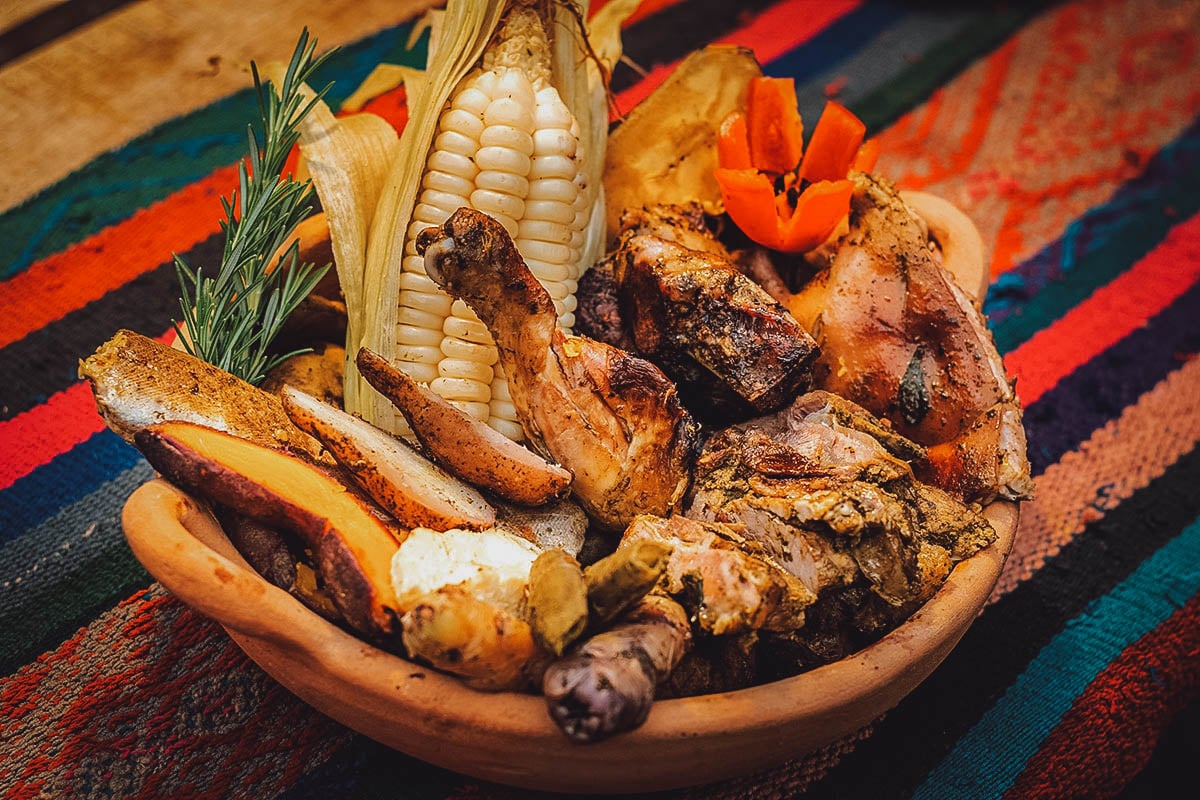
left=392, top=2, right=591, bottom=440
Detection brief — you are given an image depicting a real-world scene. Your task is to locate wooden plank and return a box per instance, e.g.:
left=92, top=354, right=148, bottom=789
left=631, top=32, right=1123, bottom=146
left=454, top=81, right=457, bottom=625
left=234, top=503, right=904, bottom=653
left=0, top=0, right=434, bottom=213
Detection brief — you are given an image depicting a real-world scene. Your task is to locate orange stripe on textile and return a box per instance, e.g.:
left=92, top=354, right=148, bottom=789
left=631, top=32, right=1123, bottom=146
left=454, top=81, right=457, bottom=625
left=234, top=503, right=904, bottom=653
left=0, top=83, right=410, bottom=355
left=0, top=166, right=237, bottom=351
left=0, top=330, right=174, bottom=491
left=1004, top=211, right=1200, bottom=405
left=994, top=355, right=1200, bottom=600
left=612, top=0, right=861, bottom=118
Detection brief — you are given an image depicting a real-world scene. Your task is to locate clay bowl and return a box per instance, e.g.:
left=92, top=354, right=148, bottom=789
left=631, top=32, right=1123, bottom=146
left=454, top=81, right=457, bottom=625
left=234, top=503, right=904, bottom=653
left=121, top=191, right=1012, bottom=793
left=123, top=483, right=1015, bottom=794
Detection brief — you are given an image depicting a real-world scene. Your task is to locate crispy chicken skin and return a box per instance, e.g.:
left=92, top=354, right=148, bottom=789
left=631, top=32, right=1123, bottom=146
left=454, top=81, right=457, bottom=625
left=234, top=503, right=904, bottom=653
left=783, top=174, right=1032, bottom=503
left=417, top=209, right=698, bottom=531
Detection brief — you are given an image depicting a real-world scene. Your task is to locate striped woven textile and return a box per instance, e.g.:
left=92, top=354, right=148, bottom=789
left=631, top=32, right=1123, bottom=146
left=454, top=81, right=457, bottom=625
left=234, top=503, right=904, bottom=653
left=3, top=0, right=1199, bottom=796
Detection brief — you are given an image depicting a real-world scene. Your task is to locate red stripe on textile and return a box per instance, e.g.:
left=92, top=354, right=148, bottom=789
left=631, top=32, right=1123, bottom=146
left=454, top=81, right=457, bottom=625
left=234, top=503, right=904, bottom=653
left=0, top=330, right=173, bottom=491
left=1004, top=211, right=1200, bottom=406
left=1003, top=590, right=1200, bottom=800
left=0, top=166, right=237, bottom=351
left=612, top=0, right=862, bottom=117
left=0, top=382, right=104, bottom=491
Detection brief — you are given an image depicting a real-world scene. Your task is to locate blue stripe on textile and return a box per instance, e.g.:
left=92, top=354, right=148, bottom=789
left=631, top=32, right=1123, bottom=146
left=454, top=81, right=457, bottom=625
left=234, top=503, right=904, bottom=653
left=985, top=115, right=1200, bottom=350
left=764, top=1, right=911, bottom=84
left=912, top=515, right=1200, bottom=800
left=767, top=4, right=977, bottom=120
left=0, top=459, right=153, bottom=610
left=0, top=429, right=143, bottom=543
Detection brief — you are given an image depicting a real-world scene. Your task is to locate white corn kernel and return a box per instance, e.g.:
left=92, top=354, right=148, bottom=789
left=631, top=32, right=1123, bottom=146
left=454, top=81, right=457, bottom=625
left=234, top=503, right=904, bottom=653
left=397, top=325, right=444, bottom=347
left=517, top=218, right=572, bottom=244
left=475, top=146, right=531, bottom=175
left=519, top=239, right=572, bottom=265
left=426, top=150, right=478, bottom=180
left=439, top=108, right=485, bottom=139
left=452, top=400, right=492, bottom=422
left=470, top=188, right=525, bottom=222
left=475, top=170, right=529, bottom=197
left=431, top=377, right=491, bottom=404
left=524, top=256, right=571, bottom=284
left=487, top=417, right=526, bottom=442
left=439, top=357, right=494, bottom=384
left=480, top=125, right=534, bottom=154
left=441, top=337, right=499, bottom=365
left=402, top=289, right=453, bottom=317
left=397, top=305, right=445, bottom=330
left=529, top=155, right=576, bottom=180
left=527, top=178, right=577, bottom=203
left=532, top=128, right=577, bottom=158
left=444, top=315, right=494, bottom=345
left=395, top=361, right=440, bottom=384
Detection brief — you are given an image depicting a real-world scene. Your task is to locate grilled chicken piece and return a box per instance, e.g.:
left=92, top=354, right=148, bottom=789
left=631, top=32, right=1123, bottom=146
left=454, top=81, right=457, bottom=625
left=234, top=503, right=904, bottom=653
left=688, top=391, right=995, bottom=607
left=622, top=514, right=815, bottom=635
left=417, top=209, right=698, bottom=531
left=782, top=174, right=1032, bottom=503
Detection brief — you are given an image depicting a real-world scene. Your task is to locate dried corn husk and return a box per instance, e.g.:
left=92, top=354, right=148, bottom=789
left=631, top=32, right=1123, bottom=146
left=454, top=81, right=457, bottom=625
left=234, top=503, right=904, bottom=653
left=263, top=62, right=401, bottom=415
left=353, top=0, right=629, bottom=432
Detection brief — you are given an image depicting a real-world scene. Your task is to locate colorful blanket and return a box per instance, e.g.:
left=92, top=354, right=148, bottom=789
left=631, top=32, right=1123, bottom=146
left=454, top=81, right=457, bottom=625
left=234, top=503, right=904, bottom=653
left=3, top=0, right=1199, bottom=797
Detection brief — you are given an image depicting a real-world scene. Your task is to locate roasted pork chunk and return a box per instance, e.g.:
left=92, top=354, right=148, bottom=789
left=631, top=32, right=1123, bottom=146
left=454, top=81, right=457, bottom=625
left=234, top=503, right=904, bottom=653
left=583, top=203, right=819, bottom=423
left=687, top=391, right=996, bottom=607
left=782, top=174, right=1033, bottom=503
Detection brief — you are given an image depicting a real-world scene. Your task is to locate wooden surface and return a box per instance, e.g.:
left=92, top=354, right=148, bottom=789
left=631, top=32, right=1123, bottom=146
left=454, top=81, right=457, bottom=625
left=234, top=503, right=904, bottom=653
left=0, top=0, right=435, bottom=213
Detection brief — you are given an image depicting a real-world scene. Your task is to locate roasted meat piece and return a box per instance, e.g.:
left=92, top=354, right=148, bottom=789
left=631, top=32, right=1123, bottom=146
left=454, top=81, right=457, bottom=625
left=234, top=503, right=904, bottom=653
left=590, top=203, right=819, bottom=423
left=781, top=174, right=1033, bottom=503
left=417, top=209, right=698, bottom=531
left=622, top=514, right=815, bottom=635
left=687, top=391, right=996, bottom=608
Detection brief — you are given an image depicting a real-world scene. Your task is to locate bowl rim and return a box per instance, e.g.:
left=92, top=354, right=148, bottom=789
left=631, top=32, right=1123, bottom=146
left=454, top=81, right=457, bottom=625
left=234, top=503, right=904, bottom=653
left=122, top=478, right=1017, bottom=793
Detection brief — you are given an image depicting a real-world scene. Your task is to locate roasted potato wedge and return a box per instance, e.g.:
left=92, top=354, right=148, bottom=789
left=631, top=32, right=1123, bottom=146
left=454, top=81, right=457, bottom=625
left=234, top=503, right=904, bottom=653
left=356, top=347, right=573, bottom=506
left=281, top=385, right=496, bottom=531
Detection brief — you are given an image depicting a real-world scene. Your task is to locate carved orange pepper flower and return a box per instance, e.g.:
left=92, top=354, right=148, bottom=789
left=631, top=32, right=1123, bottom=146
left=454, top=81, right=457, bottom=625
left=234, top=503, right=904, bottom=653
left=714, top=77, right=878, bottom=253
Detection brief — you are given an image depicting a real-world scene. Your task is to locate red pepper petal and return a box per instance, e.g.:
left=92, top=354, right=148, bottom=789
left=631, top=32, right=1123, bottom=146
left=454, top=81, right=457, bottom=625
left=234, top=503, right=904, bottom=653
left=852, top=138, right=880, bottom=173
left=717, top=111, right=753, bottom=170
left=747, top=77, right=805, bottom=175
left=776, top=179, right=854, bottom=253
left=714, top=167, right=786, bottom=249
left=798, top=101, right=866, bottom=184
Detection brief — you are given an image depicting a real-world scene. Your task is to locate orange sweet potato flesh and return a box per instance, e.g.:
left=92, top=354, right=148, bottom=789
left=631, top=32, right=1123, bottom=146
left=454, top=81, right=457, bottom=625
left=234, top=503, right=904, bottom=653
left=356, top=347, right=572, bottom=506
left=133, top=420, right=404, bottom=644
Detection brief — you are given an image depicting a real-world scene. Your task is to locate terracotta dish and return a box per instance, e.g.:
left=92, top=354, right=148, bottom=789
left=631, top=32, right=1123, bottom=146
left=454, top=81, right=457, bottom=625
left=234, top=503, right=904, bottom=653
left=121, top=193, right=1015, bottom=793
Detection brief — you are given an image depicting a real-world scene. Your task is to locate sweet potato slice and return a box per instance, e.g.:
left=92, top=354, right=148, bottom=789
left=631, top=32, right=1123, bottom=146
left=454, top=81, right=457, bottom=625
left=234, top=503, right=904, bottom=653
left=133, top=421, right=403, bottom=643
left=356, top=347, right=573, bottom=506
left=280, top=386, right=496, bottom=531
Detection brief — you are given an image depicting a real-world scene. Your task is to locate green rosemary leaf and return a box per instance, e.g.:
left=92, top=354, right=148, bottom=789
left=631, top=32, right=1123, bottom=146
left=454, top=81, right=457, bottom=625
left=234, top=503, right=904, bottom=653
left=172, top=28, right=334, bottom=384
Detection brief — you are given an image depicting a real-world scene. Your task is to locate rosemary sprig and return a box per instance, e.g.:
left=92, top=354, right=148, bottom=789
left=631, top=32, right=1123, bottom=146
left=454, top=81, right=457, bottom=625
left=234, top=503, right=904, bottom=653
left=174, top=29, right=335, bottom=385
